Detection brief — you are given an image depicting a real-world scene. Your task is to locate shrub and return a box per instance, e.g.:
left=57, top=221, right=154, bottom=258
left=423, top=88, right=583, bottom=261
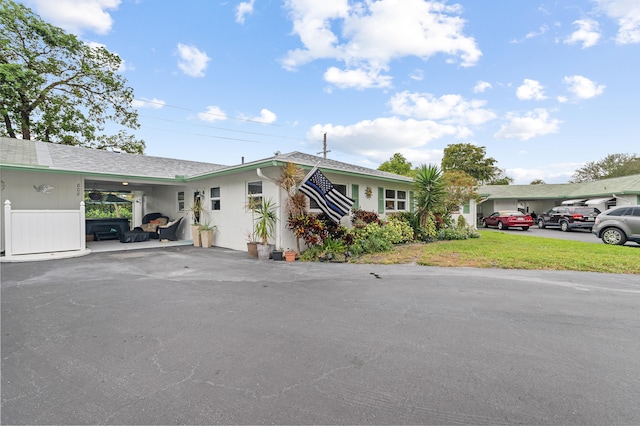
left=437, top=225, right=480, bottom=240
left=456, top=215, right=467, bottom=229
left=351, top=209, right=380, bottom=228
left=415, top=212, right=438, bottom=242
left=349, top=234, right=393, bottom=257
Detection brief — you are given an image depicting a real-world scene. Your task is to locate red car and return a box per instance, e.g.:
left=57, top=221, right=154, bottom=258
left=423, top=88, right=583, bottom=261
left=482, top=211, right=534, bottom=231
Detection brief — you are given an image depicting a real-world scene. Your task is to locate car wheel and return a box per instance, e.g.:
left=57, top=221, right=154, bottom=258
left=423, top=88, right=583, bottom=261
left=521, top=226, right=529, bottom=231
left=482, top=220, right=488, bottom=228
left=537, top=219, right=545, bottom=229
left=560, top=220, right=570, bottom=232
left=497, top=221, right=507, bottom=230
left=601, top=227, right=627, bottom=245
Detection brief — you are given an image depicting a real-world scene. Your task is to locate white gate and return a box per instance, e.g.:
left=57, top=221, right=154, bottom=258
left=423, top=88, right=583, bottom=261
left=3, top=200, right=85, bottom=257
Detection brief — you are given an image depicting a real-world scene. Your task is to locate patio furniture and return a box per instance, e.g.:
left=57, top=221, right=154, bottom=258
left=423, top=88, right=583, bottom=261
left=134, top=213, right=169, bottom=239
left=86, top=218, right=130, bottom=241
left=119, top=229, right=151, bottom=243
left=158, top=217, right=183, bottom=241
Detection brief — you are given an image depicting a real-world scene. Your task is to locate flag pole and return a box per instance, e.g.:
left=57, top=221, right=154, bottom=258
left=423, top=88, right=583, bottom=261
left=296, top=162, right=321, bottom=192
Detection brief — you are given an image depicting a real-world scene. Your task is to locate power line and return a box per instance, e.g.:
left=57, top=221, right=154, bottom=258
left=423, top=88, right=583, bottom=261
left=138, top=114, right=305, bottom=142
left=141, top=125, right=263, bottom=144
left=133, top=98, right=282, bottom=126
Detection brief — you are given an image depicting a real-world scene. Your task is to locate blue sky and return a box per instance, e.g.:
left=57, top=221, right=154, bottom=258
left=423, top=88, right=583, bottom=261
left=19, top=0, right=640, bottom=184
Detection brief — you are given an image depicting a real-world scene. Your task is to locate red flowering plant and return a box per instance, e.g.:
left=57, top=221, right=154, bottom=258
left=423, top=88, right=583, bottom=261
left=287, top=213, right=328, bottom=247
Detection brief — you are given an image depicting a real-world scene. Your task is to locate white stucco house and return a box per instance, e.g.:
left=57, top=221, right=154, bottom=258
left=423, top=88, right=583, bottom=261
left=5, top=137, right=469, bottom=259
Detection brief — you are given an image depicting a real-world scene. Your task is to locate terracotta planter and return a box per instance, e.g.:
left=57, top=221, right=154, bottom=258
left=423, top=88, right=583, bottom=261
left=285, top=251, right=296, bottom=262
left=200, top=230, right=214, bottom=248
left=247, top=242, right=258, bottom=257
left=191, top=225, right=201, bottom=247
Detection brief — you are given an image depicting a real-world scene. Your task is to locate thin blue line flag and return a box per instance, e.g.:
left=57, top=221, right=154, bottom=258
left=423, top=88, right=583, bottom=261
left=299, top=166, right=354, bottom=224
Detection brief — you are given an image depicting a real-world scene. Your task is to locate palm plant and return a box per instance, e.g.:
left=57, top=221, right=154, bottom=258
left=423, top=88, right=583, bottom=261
left=254, top=197, right=277, bottom=245
left=414, top=164, right=446, bottom=227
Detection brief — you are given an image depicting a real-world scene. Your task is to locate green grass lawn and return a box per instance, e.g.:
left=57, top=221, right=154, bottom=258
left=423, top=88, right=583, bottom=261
left=353, top=230, right=640, bottom=274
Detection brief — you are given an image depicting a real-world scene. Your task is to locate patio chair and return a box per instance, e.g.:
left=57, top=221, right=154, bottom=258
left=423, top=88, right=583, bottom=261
left=158, top=217, right=183, bottom=241
left=135, top=212, right=169, bottom=239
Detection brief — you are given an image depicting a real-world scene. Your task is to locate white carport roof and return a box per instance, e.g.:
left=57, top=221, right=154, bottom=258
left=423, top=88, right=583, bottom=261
left=585, top=197, right=615, bottom=205
left=560, top=199, right=587, bottom=205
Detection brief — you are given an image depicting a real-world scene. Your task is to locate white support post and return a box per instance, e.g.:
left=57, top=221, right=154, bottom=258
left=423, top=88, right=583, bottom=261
left=80, top=201, right=86, bottom=250
left=4, top=200, right=12, bottom=258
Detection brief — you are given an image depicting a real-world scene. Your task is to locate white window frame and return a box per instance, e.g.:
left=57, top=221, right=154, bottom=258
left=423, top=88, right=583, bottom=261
left=247, top=181, right=263, bottom=210
left=385, top=189, right=407, bottom=211
left=210, top=187, right=221, bottom=211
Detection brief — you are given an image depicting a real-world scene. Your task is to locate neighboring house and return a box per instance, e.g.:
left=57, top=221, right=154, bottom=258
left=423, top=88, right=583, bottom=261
left=478, top=174, right=640, bottom=223
left=3, top=137, right=453, bottom=258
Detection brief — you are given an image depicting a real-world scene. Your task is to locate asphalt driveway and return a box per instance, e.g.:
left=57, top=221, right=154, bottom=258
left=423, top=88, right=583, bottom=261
left=2, top=246, right=640, bottom=425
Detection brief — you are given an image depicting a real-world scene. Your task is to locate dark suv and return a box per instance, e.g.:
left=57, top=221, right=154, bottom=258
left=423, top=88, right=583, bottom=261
left=592, top=205, right=640, bottom=245
left=536, top=206, right=600, bottom=232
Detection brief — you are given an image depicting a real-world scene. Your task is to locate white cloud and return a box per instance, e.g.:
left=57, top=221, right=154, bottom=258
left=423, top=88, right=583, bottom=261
left=473, top=81, right=492, bottom=93
left=525, top=24, right=549, bottom=40
left=197, top=106, right=227, bottom=122
left=323, top=67, right=393, bottom=89
left=389, top=91, right=496, bottom=128
left=516, top=79, right=547, bottom=101
left=282, top=0, right=481, bottom=89
left=564, top=19, right=601, bottom=48
left=23, top=0, right=120, bottom=35
left=562, top=75, right=606, bottom=100
left=410, top=69, right=424, bottom=81
left=176, top=44, right=211, bottom=78
left=594, top=0, right=640, bottom=44
left=132, top=98, right=165, bottom=109
left=307, top=117, right=458, bottom=162
left=250, top=109, right=277, bottom=124
left=236, top=0, right=255, bottom=24
left=494, top=108, right=561, bottom=141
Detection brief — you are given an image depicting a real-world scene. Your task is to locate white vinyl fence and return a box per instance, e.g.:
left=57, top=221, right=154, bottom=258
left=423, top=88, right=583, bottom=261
left=3, top=200, right=85, bottom=257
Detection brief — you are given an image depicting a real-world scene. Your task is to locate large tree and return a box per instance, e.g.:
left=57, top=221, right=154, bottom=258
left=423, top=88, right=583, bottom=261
left=570, top=153, right=640, bottom=183
left=441, top=143, right=511, bottom=185
left=378, top=153, right=416, bottom=177
left=0, top=0, right=144, bottom=153
left=442, top=170, right=479, bottom=215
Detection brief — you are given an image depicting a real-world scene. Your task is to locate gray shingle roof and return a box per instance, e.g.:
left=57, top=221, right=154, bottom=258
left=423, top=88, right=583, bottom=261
left=274, top=151, right=414, bottom=182
left=1, top=137, right=224, bottom=179
left=479, top=174, right=640, bottom=199
left=1, top=138, right=413, bottom=183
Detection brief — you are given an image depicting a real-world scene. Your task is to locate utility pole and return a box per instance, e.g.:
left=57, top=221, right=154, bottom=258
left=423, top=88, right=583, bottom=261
left=317, top=132, right=331, bottom=159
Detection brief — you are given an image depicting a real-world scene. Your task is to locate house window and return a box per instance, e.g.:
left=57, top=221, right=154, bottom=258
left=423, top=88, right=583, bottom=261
left=309, top=183, right=347, bottom=210
left=177, top=191, right=185, bottom=211
left=385, top=189, right=407, bottom=211
left=247, top=181, right=262, bottom=209
left=210, top=187, right=220, bottom=210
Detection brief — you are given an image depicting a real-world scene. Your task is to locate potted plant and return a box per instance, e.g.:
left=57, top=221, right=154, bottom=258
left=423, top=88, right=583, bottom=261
left=272, top=247, right=284, bottom=261
left=246, top=197, right=259, bottom=257
left=190, top=196, right=204, bottom=247
left=284, top=249, right=296, bottom=262
left=198, top=222, right=217, bottom=248
left=254, top=198, right=277, bottom=260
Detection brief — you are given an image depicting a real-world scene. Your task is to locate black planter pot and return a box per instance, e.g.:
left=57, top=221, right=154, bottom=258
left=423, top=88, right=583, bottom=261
left=272, top=250, right=284, bottom=261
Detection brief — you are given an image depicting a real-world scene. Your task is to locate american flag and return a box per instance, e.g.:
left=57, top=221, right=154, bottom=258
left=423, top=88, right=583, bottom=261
left=299, top=167, right=354, bottom=224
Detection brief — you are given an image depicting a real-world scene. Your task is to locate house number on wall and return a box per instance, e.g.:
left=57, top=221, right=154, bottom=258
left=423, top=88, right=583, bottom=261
left=77, top=183, right=81, bottom=197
